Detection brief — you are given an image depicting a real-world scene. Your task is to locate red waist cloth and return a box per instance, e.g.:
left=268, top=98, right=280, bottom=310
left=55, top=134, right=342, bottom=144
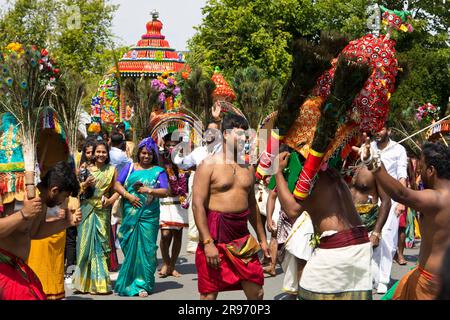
left=318, top=226, right=369, bottom=249
left=196, top=209, right=264, bottom=294
left=0, top=247, right=46, bottom=300
left=207, top=209, right=250, bottom=244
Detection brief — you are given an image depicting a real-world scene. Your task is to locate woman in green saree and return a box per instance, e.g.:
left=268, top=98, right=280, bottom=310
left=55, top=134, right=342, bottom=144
left=73, top=141, right=119, bottom=294
left=114, top=137, right=169, bottom=297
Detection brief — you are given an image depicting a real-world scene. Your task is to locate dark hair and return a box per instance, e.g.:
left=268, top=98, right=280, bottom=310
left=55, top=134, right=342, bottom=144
left=101, top=129, right=109, bottom=138
left=80, top=138, right=97, bottom=167
left=279, top=144, right=292, bottom=153
left=163, top=132, right=182, bottom=144
left=221, top=113, right=249, bottom=134
left=383, top=119, right=394, bottom=129
left=135, top=145, right=159, bottom=166
left=117, top=122, right=126, bottom=131
left=93, top=141, right=111, bottom=165
left=125, top=130, right=133, bottom=142
left=110, top=132, right=124, bottom=147
left=422, top=142, right=450, bottom=180
left=39, top=161, right=80, bottom=197
left=436, top=245, right=450, bottom=300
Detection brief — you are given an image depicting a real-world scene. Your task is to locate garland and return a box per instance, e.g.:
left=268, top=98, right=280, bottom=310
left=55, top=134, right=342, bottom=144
left=165, top=165, right=189, bottom=209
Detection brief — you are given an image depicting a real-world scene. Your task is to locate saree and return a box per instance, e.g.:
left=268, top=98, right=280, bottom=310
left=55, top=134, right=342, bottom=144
left=195, top=209, right=264, bottom=294
left=114, top=166, right=164, bottom=296
left=0, top=247, right=46, bottom=300
left=73, top=164, right=115, bottom=294
left=27, top=230, right=66, bottom=300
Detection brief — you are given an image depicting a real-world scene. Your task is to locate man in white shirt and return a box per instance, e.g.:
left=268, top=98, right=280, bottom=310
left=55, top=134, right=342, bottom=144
left=108, top=132, right=132, bottom=249
left=109, top=132, right=132, bottom=176
left=173, top=122, right=222, bottom=253
left=370, top=122, right=408, bottom=294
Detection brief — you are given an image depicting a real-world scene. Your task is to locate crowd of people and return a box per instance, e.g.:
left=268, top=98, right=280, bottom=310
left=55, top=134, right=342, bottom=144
left=1, top=110, right=450, bottom=301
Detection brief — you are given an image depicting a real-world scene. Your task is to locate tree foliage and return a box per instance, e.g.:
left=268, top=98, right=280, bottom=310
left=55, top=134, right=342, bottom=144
left=0, top=0, right=118, bottom=76
left=122, top=77, right=160, bottom=143
left=232, top=66, right=277, bottom=129
left=188, top=0, right=449, bottom=129
left=177, top=67, right=216, bottom=125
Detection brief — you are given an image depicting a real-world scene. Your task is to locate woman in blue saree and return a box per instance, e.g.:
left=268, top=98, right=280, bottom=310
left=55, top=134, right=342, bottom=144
left=114, top=137, right=169, bottom=297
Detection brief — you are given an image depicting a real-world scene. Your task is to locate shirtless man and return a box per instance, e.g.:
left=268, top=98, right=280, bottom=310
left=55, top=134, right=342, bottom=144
left=275, top=152, right=373, bottom=300
left=193, top=113, right=270, bottom=300
left=0, top=161, right=82, bottom=300
left=362, top=140, right=450, bottom=299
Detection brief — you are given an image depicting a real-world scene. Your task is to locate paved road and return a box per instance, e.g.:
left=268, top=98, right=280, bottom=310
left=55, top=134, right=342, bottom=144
left=65, top=230, right=420, bottom=300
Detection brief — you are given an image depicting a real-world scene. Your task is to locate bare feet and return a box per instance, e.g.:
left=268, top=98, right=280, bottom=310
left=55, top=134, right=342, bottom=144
left=138, top=290, right=149, bottom=298
left=395, top=256, right=407, bottom=265
left=171, top=270, right=182, bottom=278
left=168, top=265, right=182, bottom=277
left=394, top=253, right=407, bottom=265
left=158, top=264, right=169, bottom=278
left=263, top=266, right=276, bottom=277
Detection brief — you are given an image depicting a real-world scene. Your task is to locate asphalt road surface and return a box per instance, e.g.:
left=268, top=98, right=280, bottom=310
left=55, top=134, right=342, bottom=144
left=65, top=228, right=420, bottom=301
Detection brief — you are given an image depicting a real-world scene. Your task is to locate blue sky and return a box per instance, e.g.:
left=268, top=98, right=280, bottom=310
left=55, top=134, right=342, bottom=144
left=110, top=0, right=207, bottom=51
left=0, top=0, right=207, bottom=51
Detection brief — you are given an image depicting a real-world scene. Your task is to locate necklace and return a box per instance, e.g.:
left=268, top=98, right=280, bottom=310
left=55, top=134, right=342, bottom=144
left=229, top=163, right=237, bottom=175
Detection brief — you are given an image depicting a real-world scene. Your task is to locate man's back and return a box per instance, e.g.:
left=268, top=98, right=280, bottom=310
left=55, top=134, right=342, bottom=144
left=302, top=168, right=363, bottom=233
left=418, top=187, right=450, bottom=275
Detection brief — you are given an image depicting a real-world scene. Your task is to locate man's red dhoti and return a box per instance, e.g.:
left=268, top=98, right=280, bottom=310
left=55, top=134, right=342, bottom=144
left=195, top=209, right=264, bottom=294
left=0, top=247, right=46, bottom=300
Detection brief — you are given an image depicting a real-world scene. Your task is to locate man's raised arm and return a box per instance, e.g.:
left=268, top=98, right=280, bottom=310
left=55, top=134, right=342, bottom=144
left=372, top=165, right=439, bottom=214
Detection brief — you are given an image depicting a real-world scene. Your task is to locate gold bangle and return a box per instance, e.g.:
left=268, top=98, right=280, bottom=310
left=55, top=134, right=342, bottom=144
left=372, top=231, right=382, bottom=240
left=203, top=238, right=214, bottom=245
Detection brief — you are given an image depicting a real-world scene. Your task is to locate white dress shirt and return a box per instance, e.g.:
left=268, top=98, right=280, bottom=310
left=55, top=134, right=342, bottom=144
left=110, top=147, right=132, bottom=175
left=371, top=139, right=408, bottom=181
left=173, top=143, right=222, bottom=170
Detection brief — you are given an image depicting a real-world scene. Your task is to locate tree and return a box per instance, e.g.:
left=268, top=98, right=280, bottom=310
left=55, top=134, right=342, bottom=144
left=54, top=0, right=119, bottom=76
left=51, top=70, right=86, bottom=157
left=232, top=66, right=277, bottom=129
left=0, top=0, right=59, bottom=49
left=189, top=0, right=449, bottom=130
left=122, top=77, right=160, bottom=143
left=177, top=67, right=216, bottom=125
left=0, top=0, right=118, bottom=76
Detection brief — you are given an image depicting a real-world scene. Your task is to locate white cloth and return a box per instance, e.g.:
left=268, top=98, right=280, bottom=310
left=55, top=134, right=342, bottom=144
left=186, top=173, right=199, bottom=253
left=299, top=242, right=372, bottom=297
left=371, top=139, right=408, bottom=181
left=281, top=251, right=300, bottom=294
left=173, top=143, right=222, bottom=170
left=371, top=202, right=400, bottom=286
left=285, top=212, right=314, bottom=261
left=160, top=196, right=188, bottom=230
left=371, top=139, right=408, bottom=286
left=281, top=212, right=314, bottom=294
